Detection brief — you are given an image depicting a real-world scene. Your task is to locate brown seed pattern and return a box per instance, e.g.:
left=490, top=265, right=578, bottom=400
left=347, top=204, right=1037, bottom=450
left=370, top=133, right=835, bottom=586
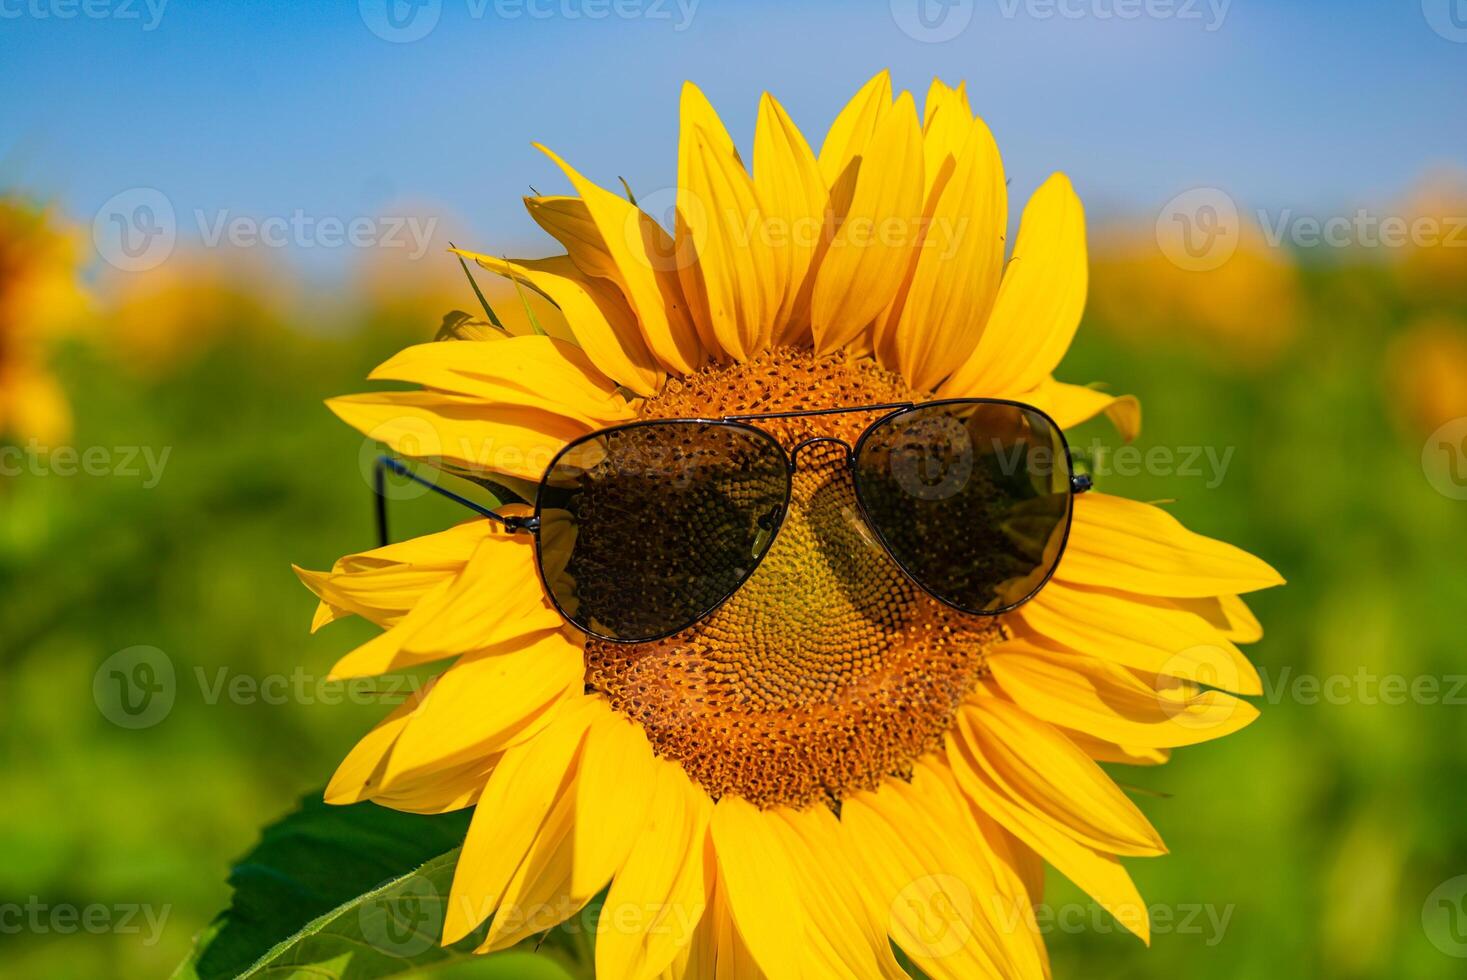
left=583, top=348, right=1004, bottom=810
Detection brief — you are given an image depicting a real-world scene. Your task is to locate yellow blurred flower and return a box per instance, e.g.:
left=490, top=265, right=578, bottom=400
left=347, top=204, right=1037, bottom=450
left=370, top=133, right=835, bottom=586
left=1393, top=167, right=1467, bottom=296
left=1090, top=220, right=1302, bottom=369
left=1386, top=316, right=1467, bottom=437
left=0, top=195, right=89, bottom=445
left=351, top=201, right=567, bottom=341
left=99, top=248, right=288, bottom=376
left=298, top=73, right=1282, bottom=978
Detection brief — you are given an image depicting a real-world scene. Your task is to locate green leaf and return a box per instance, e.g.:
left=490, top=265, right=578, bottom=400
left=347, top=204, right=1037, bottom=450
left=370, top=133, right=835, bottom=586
left=174, top=793, right=590, bottom=980
left=436, top=310, right=507, bottom=342
left=450, top=243, right=507, bottom=331
left=174, top=792, right=474, bottom=978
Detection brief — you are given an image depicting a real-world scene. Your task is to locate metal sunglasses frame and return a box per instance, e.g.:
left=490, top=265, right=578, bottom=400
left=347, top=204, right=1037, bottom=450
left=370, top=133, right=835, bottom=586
left=371, top=398, right=1093, bottom=643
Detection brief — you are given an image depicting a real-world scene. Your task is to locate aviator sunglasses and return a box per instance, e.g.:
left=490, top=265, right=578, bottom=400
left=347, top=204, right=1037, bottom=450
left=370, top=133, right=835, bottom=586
left=369, top=399, right=1092, bottom=644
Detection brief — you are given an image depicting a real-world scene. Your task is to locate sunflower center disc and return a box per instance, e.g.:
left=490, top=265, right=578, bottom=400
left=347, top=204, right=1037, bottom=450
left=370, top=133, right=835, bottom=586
left=583, top=348, right=1004, bottom=810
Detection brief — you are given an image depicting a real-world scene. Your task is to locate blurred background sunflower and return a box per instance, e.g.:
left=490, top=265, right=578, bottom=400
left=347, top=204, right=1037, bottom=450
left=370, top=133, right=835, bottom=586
left=2, top=3, right=1466, bottom=979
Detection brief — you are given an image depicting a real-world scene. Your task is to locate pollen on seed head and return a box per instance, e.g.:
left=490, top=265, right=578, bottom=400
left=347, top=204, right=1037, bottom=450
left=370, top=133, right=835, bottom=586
left=582, top=348, right=1005, bottom=811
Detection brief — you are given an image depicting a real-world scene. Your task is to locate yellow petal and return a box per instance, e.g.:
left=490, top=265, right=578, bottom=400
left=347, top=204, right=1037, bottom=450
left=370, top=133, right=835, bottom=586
left=946, top=727, right=1153, bottom=944
left=325, top=532, right=561, bottom=678
left=959, top=697, right=1166, bottom=857
left=456, top=252, right=664, bottom=397
left=443, top=696, right=599, bottom=944
left=1063, top=730, right=1172, bottom=767
left=989, top=639, right=1260, bottom=747
left=940, top=173, right=1087, bottom=397
left=772, top=806, right=907, bottom=980
left=536, top=144, right=704, bottom=375
left=479, top=767, right=581, bottom=952
left=841, top=778, right=1029, bottom=980
left=675, top=83, right=755, bottom=360
left=892, top=115, right=1007, bottom=391
left=1015, top=580, right=1263, bottom=695
left=920, top=78, right=973, bottom=197
left=327, top=389, right=585, bottom=481
left=524, top=195, right=623, bottom=281
left=370, top=334, right=635, bottom=426
left=709, top=797, right=803, bottom=980
left=380, top=632, right=583, bottom=790
left=294, top=520, right=493, bottom=629
left=324, top=686, right=425, bottom=806
left=570, top=711, right=658, bottom=900
left=995, top=376, right=1142, bottom=441
left=676, top=94, right=778, bottom=361
left=1221, top=594, right=1265, bottom=641
left=818, top=70, right=892, bottom=186
left=913, top=760, right=1051, bottom=979
left=1060, top=493, right=1286, bottom=597
left=810, top=91, right=924, bottom=354
left=597, top=761, right=713, bottom=980
left=753, top=91, right=827, bottom=346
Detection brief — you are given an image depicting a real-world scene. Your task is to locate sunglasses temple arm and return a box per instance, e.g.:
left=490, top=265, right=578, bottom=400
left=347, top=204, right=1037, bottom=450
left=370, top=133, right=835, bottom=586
left=373, top=455, right=537, bottom=547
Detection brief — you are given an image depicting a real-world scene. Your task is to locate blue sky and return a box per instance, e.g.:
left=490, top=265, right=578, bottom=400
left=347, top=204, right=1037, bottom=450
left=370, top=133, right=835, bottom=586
left=3, top=0, right=1464, bottom=276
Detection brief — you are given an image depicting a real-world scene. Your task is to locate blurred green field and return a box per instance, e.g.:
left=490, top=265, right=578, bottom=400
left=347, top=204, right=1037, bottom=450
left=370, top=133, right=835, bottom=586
left=2, top=245, right=1466, bottom=979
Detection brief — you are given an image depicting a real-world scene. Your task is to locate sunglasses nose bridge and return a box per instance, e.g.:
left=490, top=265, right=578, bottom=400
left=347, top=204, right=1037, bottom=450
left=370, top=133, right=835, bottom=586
left=786, top=436, right=854, bottom=473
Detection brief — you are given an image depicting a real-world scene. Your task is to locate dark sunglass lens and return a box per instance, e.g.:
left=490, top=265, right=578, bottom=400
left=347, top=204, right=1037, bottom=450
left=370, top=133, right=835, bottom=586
left=853, top=402, right=1071, bottom=613
left=537, top=422, right=789, bottom=642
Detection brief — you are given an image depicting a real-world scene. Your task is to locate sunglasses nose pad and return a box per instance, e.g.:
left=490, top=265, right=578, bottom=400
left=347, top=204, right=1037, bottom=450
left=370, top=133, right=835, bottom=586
left=788, top=436, right=854, bottom=473
left=751, top=502, right=784, bottom=553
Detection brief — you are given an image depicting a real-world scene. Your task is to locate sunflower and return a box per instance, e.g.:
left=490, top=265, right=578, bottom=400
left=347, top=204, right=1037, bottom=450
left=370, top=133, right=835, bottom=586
left=0, top=195, right=88, bottom=445
left=298, top=72, right=1282, bottom=979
